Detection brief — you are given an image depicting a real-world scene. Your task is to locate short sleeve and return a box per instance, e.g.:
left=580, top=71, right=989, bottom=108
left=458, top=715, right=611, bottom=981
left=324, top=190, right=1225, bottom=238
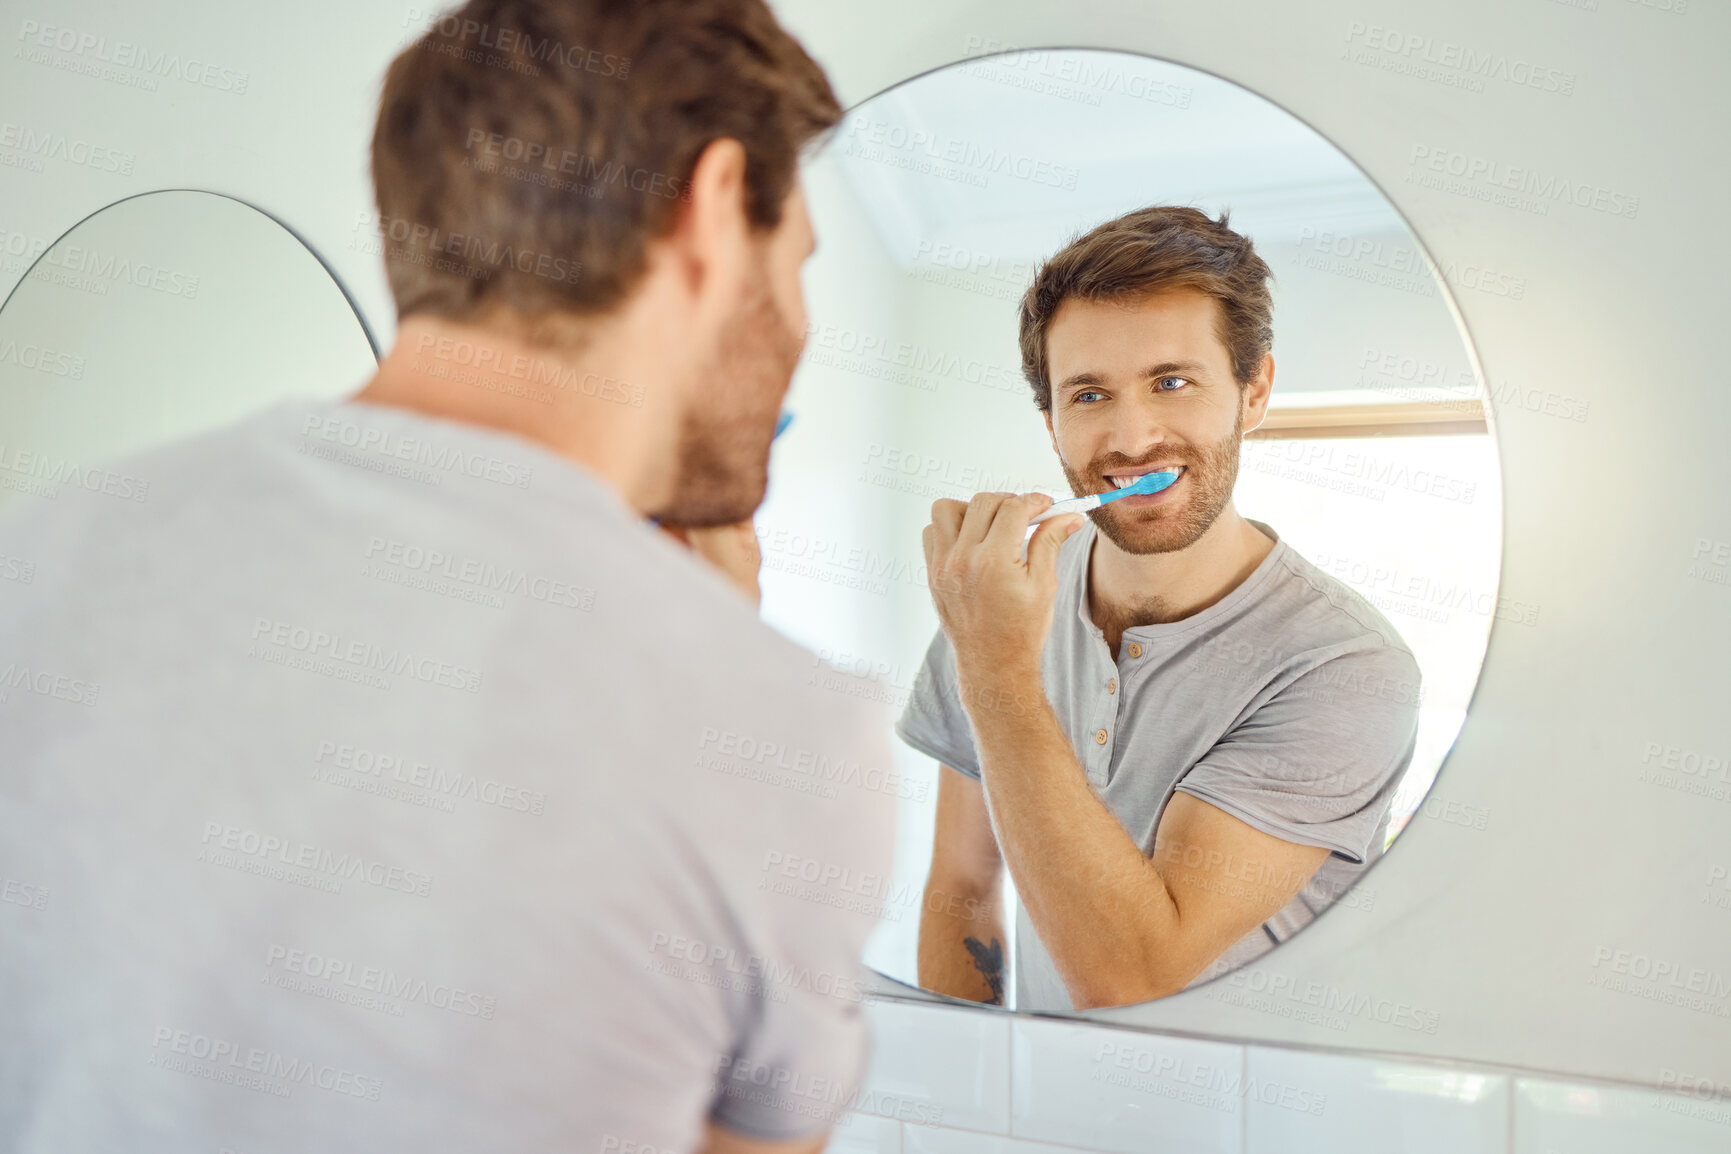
left=1172, top=645, right=1422, bottom=863
left=708, top=979, right=873, bottom=1140
left=892, top=625, right=982, bottom=779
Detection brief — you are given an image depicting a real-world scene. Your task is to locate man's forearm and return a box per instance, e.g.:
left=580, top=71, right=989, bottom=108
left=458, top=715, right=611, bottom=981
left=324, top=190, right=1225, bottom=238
left=958, top=660, right=1185, bottom=1007
left=916, top=877, right=1007, bottom=1004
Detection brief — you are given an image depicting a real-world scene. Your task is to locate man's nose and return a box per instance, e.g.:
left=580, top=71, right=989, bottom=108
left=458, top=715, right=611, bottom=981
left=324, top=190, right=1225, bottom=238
left=1102, top=394, right=1177, bottom=461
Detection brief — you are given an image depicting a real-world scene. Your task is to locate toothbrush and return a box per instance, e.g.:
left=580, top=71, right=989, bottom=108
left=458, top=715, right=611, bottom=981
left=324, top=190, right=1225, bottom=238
left=1025, top=470, right=1181, bottom=531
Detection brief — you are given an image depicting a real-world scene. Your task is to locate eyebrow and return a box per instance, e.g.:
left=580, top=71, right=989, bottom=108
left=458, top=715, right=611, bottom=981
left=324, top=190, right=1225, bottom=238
left=1055, top=360, right=1212, bottom=396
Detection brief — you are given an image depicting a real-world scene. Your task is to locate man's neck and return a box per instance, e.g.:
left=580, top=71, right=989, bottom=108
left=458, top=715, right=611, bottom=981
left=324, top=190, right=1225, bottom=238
left=347, top=313, right=682, bottom=517
left=1088, top=506, right=1276, bottom=653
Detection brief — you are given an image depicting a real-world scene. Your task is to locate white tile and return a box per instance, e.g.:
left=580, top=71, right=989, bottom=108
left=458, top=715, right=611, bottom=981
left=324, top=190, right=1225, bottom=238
left=1515, top=1078, right=1731, bottom=1154
left=1242, top=1047, right=1508, bottom=1154
left=856, top=999, right=1011, bottom=1133
left=1010, top=1018, right=1244, bottom=1154
left=904, top=1122, right=1097, bottom=1154
left=828, top=1111, right=903, bottom=1154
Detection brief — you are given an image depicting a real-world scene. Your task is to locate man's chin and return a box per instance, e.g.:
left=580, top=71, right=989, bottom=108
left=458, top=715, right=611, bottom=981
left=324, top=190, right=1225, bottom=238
left=1094, top=510, right=1205, bottom=555
left=658, top=470, right=767, bottom=528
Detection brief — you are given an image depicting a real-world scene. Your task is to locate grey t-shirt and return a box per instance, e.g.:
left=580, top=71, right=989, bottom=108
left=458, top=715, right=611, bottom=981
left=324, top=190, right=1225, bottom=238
left=894, top=518, right=1420, bottom=1013
left=0, top=397, right=896, bottom=1151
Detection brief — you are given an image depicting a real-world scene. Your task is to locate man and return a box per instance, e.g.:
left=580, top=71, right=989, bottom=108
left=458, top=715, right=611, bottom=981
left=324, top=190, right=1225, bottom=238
left=0, top=2, right=894, bottom=1151
left=895, top=206, right=1422, bottom=1013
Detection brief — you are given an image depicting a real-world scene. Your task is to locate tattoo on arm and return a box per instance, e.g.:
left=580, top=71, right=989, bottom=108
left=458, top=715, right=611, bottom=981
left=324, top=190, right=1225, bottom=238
left=962, top=936, right=1004, bottom=1005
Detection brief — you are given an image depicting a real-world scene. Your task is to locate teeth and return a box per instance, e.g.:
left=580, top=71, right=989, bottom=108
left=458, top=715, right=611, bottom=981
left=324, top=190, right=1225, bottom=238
left=1109, top=467, right=1181, bottom=490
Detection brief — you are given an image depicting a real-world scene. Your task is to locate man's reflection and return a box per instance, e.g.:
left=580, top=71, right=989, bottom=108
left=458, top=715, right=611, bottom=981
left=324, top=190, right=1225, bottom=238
left=895, top=206, right=1422, bottom=1012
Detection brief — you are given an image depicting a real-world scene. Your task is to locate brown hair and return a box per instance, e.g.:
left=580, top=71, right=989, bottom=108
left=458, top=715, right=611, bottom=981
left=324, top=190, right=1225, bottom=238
left=370, top=0, right=841, bottom=328
left=1018, top=206, right=1274, bottom=410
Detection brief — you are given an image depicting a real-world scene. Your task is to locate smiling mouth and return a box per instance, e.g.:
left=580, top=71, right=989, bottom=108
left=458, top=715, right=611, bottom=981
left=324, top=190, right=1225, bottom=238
left=1106, top=466, right=1185, bottom=490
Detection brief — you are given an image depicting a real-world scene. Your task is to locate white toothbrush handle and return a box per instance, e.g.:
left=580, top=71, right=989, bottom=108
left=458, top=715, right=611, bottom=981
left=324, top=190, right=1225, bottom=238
left=1026, top=493, right=1101, bottom=529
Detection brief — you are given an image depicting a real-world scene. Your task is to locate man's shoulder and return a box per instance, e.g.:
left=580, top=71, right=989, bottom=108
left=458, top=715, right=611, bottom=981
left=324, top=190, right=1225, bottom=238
left=0, top=398, right=822, bottom=680
left=1256, top=540, right=1419, bottom=669
left=0, top=401, right=283, bottom=555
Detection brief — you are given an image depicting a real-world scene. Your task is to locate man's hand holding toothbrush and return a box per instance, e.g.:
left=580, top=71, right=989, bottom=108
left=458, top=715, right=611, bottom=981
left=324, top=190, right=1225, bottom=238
left=922, top=471, right=1176, bottom=687
left=922, top=493, right=1088, bottom=694
left=659, top=520, right=763, bottom=607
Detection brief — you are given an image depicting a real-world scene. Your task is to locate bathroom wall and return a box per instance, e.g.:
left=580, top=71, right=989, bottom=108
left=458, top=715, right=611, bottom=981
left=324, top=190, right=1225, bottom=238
left=822, top=998, right=1731, bottom=1153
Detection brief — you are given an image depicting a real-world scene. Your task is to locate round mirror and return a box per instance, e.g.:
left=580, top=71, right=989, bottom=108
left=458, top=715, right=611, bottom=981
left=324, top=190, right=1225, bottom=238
left=761, top=49, right=1501, bottom=1012
left=0, top=189, right=377, bottom=514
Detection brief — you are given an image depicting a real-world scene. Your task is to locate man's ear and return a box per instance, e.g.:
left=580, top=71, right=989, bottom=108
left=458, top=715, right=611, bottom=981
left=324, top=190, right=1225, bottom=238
left=667, top=137, right=751, bottom=324
left=1240, top=353, right=1275, bottom=435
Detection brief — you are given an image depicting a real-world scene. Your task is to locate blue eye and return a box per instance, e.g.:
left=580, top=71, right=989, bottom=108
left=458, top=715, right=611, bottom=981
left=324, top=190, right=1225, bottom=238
left=1075, top=390, right=1104, bottom=403
left=1157, top=376, right=1189, bottom=392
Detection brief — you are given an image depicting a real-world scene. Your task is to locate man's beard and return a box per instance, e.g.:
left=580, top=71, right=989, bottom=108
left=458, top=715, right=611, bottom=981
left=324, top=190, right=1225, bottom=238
left=656, top=263, right=802, bottom=528
left=1060, top=404, right=1244, bottom=555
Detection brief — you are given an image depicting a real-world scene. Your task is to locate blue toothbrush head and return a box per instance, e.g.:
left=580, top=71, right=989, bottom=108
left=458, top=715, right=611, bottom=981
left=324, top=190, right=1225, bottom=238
left=1097, top=469, right=1180, bottom=505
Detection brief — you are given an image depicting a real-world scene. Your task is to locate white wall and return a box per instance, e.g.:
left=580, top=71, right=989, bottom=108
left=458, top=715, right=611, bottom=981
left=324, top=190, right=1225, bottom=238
left=830, top=998, right=1731, bottom=1154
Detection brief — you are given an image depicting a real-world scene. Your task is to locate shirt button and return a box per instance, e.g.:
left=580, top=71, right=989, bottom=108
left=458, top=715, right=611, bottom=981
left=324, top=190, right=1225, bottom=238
left=1107, top=678, right=1118, bottom=694
left=1127, top=642, right=1142, bottom=658
left=1094, top=728, right=1108, bottom=745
